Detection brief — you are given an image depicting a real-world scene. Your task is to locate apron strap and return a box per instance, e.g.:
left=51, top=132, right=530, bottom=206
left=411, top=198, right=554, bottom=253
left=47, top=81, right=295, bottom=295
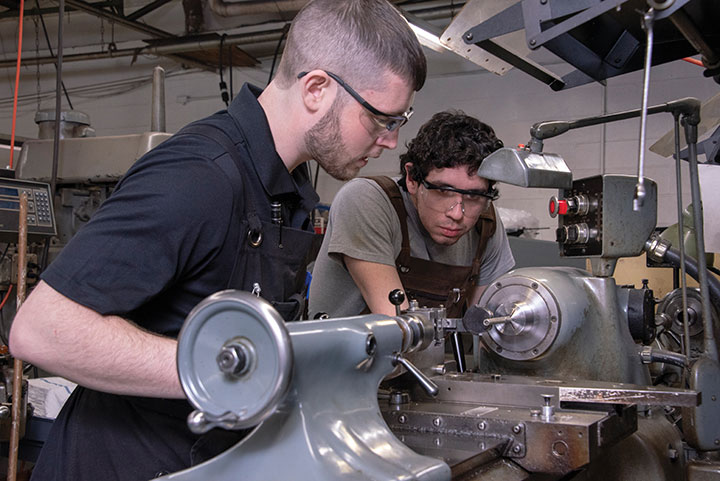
left=179, top=124, right=263, bottom=235
left=469, top=205, right=498, bottom=284
left=364, top=176, right=412, bottom=269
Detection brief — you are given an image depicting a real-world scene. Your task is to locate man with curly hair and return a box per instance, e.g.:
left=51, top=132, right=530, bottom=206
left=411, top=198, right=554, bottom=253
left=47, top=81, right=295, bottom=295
left=310, top=111, right=515, bottom=321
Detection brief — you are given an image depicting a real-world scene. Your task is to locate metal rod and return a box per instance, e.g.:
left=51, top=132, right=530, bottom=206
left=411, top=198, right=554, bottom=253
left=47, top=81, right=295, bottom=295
left=0, top=29, right=286, bottom=69
left=634, top=9, right=655, bottom=211
left=683, top=119, right=718, bottom=361
left=151, top=65, right=165, bottom=132
left=7, top=193, right=28, bottom=481
left=450, top=332, right=466, bottom=373
left=50, top=0, right=64, bottom=200
left=673, top=114, right=691, bottom=371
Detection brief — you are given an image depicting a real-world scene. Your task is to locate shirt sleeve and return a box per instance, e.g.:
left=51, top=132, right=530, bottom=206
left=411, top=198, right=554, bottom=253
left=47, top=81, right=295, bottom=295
left=476, top=206, right=516, bottom=286
left=325, top=178, right=402, bottom=267
left=42, top=149, right=235, bottom=317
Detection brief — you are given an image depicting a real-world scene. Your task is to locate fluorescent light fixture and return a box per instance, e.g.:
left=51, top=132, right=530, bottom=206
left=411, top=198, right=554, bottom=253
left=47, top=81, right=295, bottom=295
left=401, top=9, right=450, bottom=54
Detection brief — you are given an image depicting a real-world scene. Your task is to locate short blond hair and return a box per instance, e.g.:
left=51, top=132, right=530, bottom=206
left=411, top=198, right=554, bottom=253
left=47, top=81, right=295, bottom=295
left=275, top=0, right=426, bottom=92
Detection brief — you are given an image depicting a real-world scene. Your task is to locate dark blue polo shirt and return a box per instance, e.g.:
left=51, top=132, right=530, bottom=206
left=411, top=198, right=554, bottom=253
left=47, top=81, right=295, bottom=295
left=32, top=84, right=319, bottom=481
left=42, top=83, right=318, bottom=337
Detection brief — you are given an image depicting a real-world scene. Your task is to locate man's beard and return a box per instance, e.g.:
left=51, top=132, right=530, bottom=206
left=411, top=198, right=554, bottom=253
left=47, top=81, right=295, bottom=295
left=304, top=97, right=360, bottom=181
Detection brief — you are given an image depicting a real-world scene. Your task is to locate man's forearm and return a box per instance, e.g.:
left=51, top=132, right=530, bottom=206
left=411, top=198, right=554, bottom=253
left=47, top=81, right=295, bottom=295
left=9, top=281, right=184, bottom=399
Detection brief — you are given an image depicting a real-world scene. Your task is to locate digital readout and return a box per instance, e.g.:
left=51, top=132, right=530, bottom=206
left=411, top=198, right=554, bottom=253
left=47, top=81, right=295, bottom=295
left=0, top=200, right=20, bottom=210
left=0, top=187, right=19, bottom=197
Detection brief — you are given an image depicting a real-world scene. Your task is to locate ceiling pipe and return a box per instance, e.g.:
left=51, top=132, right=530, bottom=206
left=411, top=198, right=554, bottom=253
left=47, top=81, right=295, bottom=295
left=207, top=0, right=308, bottom=17
left=0, top=2, right=464, bottom=69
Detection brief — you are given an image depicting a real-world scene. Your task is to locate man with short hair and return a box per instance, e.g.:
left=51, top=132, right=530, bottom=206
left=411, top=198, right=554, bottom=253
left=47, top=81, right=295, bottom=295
left=309, top=111, right=514, bottom=321
left=9, top=1, right=425, bottom=479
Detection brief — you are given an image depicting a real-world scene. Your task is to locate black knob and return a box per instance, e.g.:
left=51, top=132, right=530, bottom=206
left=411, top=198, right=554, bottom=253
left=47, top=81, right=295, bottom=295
left=388, top=289, right=406, bottom=306
left=556, top=227, right=567, bottom=243
left=566, top=225, right=579, bottom=243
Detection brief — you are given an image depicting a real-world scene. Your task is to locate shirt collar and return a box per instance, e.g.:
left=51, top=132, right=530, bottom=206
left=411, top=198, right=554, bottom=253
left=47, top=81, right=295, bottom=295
left=228, top=84, right=319, bottom=209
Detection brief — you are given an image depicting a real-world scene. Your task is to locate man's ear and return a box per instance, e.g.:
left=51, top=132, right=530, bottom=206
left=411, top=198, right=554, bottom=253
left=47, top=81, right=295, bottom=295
left=405, top=162, right=419, bottom=195
left=298, top=70, right=335, bottom=114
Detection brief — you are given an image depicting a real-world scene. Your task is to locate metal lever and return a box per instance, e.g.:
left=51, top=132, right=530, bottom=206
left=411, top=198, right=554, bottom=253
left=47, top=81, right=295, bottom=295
left=187, top=410, right=244, bottom=435
left=634, top=8, right=656, bottom=211
left=388, top=289, right=406, bottom=316
left=392, top=353, right=439, bottom=397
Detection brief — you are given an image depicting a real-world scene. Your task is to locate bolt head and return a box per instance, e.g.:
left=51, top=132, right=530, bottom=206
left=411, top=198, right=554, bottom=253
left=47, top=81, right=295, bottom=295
left=217, top=344, right=247, bottom=375
left=433, top=417, right=443, bottom=427
left=513, top=444, right=522, bottom=453
left=513, top=424, right=523, bottom=434
left=398, top=414, right=407, bottom=424
left=478, top=421, right=487, bottom=431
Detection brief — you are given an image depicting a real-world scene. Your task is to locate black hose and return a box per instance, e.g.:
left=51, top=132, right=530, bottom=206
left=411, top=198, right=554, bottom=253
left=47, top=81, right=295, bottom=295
left=663, top=247, right=720, bottom=307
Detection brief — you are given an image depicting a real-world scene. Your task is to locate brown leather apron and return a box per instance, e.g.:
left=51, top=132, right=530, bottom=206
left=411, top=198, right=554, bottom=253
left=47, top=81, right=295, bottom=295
left=367, top=176, right=496, bottom=371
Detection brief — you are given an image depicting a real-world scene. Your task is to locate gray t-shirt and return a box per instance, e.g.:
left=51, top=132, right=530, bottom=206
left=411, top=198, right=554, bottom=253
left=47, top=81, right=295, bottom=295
left=309, top=177, right=515, bottom=318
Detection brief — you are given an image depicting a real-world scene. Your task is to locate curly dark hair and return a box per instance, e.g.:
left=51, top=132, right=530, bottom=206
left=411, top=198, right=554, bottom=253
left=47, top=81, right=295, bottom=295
left=399, top=110, right=503, bottom=188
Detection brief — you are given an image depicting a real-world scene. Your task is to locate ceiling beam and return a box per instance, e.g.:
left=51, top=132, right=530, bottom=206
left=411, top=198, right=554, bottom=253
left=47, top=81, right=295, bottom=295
left=126, top=0, right=174, bottom=21
left=64, top=0, right=174, bottom=39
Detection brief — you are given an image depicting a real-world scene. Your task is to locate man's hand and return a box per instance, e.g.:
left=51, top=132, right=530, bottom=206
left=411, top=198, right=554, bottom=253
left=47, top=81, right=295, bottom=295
left=9, top=281, right=184, bottom=399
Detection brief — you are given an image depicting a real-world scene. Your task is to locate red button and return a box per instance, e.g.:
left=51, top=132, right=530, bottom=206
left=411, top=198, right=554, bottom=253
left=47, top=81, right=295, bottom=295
left=549, top=196, right=569, bottom=217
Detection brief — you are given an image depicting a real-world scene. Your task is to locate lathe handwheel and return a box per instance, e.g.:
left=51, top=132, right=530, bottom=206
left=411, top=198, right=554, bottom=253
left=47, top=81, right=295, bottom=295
left=176, top=290, right=293, bottom=429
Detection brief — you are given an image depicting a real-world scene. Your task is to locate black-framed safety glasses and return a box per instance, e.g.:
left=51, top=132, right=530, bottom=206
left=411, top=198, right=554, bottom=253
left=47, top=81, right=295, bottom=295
left=297, top=70, right=413, bottom=132
left=420, top=178, right=499, bottom=215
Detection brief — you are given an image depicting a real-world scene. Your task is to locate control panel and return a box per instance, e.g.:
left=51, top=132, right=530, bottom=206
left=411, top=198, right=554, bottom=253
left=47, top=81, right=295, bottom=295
left=550, top=175, right=657, bottom=259
left=0, top=178, right=56, bottom=243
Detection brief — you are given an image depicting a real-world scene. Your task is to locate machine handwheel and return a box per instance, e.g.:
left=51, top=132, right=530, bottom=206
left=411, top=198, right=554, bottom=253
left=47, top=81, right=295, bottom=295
left=176, top=290, right=293, bottom=430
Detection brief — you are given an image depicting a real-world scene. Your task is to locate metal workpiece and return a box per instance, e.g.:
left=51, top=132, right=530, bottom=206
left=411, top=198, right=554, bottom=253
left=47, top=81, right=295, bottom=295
left=475, top=147, right=572, bottom=189
left=421, top=373, right=698, bottom=408
left=167, top=291, right=450, bottom=481
left=475, top=268, right=651, bottom=385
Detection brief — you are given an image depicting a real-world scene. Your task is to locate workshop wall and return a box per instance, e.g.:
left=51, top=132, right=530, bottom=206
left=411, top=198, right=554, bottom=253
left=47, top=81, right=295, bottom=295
left=2, top=52, right=717, bottom=243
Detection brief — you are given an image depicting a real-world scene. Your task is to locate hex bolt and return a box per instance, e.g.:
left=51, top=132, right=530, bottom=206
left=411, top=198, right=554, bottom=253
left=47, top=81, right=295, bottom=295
left=478, top=421, right=487, bottom=431
left=513, top=444, right=522, bottom=454
left=433, top=417, right=443, bottom=427
left=217, top=343, right=247, bottom=376
left=398, top=414, right=407, bottom=424
left=541, top=394, right=555, bottom=421
left=465, top=32, right=473, bottom=41
left=513, top=424, right=523, bottom=434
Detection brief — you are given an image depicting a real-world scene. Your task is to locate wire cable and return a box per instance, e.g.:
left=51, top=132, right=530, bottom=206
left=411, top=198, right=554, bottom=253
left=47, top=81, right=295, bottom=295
left=8, top=0, right=26, bottom=169
left=0, top=285, right=14, bottom=312
left=35, top=0, right=73, bottom=109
